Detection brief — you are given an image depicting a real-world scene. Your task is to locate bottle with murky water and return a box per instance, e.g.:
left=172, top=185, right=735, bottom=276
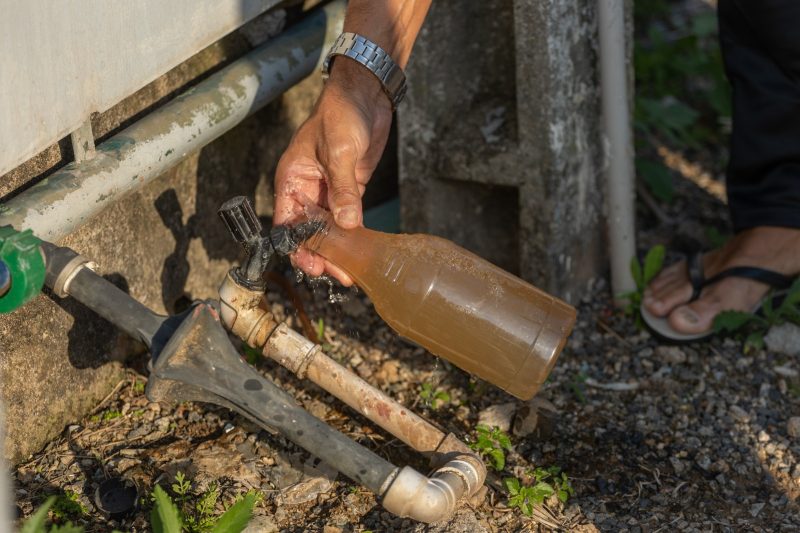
left=301, top=215, right=576, bottom=400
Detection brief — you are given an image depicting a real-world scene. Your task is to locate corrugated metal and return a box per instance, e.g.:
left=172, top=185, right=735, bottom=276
left=0, top=0, right=283, bottom=176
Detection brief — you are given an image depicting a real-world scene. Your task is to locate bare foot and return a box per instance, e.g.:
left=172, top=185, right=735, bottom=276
left=642, top=226, right=800, bottom=335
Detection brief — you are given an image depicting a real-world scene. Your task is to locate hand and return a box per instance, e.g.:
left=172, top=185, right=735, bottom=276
left=274, top=60, right=393, bottom=285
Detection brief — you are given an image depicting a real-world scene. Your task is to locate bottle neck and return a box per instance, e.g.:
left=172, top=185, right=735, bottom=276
left=302, top=216, right=380, bottom=288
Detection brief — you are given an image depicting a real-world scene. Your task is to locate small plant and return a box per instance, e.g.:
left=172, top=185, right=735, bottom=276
left=504, top=466, right=574, bottom=516
left=132, top=379, right=146, bottom=394
left=315, top=318, right=334, bottom=352
left=242, top=344, right=262, bottom=365
left=50, top=490, right=88, bottom=523
left=714, top=278, right=800, bottom=352
left=418, top=382, right=450, bottom=410
left=20, top=496, right=86, bottom=533
left=619, top=245, right=666, bottom=326
left=102, top=409, right=123, bottom=422
left=469, top=425, right=512, bottom=471
left=149, top=471, right=259, bottom=533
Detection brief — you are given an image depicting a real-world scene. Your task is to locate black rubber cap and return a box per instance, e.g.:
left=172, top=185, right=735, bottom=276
left=94, top=478, right=138, bottom=518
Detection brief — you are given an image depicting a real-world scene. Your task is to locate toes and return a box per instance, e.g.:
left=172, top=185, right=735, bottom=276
left=643, top=277, right=694, bottom=317
left=667, top=295, right=723, bottom=335
left=647, top=261, right=685, bottom=293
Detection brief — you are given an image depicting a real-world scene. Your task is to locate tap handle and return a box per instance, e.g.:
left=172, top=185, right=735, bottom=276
left=218, top=196, right=262, bottom=247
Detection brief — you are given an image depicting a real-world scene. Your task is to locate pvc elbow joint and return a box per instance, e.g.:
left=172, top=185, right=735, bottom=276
left=381, top=459, right=483, bottom=524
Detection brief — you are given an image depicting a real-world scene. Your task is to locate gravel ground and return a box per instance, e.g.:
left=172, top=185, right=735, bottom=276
left=11, top=169, right=800, bottom=532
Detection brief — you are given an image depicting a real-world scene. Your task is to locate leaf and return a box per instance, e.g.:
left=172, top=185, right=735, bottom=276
left=151, top=485, right=183, bottom=533
left=496, top=431, right=512, bottom=451
left=211, top=492, right=257, bottom=533
left=488, top=448, right=506, bottom=471
left=630, top=256, right=643, bottom=289
left=744, top=332, right=764, bottom=353
left=557, top=488, right=570, bottom=503
left=316, top=318, right=325, bottom=342
left=531, top=481, right=555, bottom=504
left=504, top=477, right=521, bottom=495
left=21, top=496, right=57, bottom=533
left=643, top=245, right=666, bottom=285
left=713, top=310, right=757, bottom=333
left=636, top=158, right=674, bottom=203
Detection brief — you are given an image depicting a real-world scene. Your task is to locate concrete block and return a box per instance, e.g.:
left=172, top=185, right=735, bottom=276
left=399, top=0, right=616, bottom=303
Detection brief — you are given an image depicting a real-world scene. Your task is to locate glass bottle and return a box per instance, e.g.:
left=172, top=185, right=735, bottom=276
left=302, top=217, right=576, bottom=400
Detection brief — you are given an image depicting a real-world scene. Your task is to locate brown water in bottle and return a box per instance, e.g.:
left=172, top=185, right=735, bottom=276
left=302, top=217, right=576, bottom=400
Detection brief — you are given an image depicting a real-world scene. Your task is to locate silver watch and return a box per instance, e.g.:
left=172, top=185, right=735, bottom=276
left=322, top=32, right=407, bottom=110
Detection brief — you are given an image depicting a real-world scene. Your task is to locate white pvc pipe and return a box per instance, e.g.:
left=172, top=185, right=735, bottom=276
left=598, top=0, right=637, bottom=300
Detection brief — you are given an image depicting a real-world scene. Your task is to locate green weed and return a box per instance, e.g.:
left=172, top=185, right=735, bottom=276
left=619, top=245, right=666, bottom=326
left=315, top=318, right=334, bottom=352
left=713, top=278, right=800, bottom=352
left=504, top=466, right=574, bottom=516
left=132, top=380, right=146, bottom=394
left=469, top=425, right=512, bottom=471
left=419, top=382, right=450, bottom=410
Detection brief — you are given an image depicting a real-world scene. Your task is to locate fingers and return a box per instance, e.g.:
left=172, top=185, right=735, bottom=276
left=324, top=143, right=362, bottom=229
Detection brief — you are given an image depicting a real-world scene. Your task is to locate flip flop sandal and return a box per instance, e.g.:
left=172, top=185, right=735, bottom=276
left=640, top=251, right=796, bottom=342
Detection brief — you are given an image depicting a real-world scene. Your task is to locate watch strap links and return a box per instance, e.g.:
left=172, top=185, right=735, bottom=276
left=322, top=32, right=407, bottom=110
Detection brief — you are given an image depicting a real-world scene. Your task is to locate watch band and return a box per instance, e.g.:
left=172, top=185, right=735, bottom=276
left=322, top=32, right=407, bottom=110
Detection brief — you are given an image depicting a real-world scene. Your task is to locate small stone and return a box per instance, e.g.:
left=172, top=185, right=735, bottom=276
left=773, top=365, right=799, bottom=378
left=670, top=456, right=686, bottom=475
left=374, top=360, right=402, bottom=384
left=695, top=455, right=712, bottom=471
left=758, top=430, right=770, bottom=443
left=787, top=417, right=800, bottom=439
left=750, top=502, right=765, bottom=517
left=477, top=403, right=516, bottom=433
left=322, top=526, right=343, bottom=533
left=764, top=323, right=800, bottom=356
left=655, top=346, right=687, bottom=364
left=729, top=405, right=750, bottom=423
left=223, top=422, right=235, bottom=434
left=242, top=515, right=279, bottom=533
left=513, top=398, right=559, bottom=438
left=277, top=461, right=338, bottom=506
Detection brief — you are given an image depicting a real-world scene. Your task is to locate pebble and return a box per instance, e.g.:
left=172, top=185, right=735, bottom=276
left=758, top=430, right=771, bottom=443
left=656, top=346, right=687, bottom=364
left=764, top=323, right=800, bottom=355
left=477, top=403, right=516, bottom=433
left=788, top=417, right=800, bottom=439
left=729, top=405, right=750, bottom=423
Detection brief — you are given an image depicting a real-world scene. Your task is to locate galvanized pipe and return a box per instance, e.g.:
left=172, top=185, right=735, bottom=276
left=0, top=1, right=345, bottom=242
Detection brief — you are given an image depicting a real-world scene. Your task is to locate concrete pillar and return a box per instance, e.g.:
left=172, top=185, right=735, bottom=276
left=399, top=0, right=615, bottom=303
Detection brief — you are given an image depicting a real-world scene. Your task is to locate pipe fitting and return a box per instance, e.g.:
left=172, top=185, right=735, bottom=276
left=218, top=271, right=277, bottom=347
left=381, top=460, right=482, bottom=523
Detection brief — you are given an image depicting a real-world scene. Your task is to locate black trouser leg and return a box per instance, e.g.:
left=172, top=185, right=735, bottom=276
left=718, top=0, right=800, bottom=231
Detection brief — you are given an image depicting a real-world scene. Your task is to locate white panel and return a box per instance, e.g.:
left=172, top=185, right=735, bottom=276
left=0, top=0, right=282, bottom=176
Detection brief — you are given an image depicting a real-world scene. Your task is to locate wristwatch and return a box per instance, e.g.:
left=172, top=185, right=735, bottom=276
left=322, top=32, right=407, bottom=110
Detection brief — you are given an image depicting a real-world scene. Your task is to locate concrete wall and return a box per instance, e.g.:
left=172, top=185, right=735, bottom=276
left=399, top=0, right=610, bottom=303
left=0, top=8, right=323, bottom=464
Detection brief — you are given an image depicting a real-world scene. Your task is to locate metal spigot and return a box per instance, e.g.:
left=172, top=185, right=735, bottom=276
left=218, top=196, right=323, bottom=290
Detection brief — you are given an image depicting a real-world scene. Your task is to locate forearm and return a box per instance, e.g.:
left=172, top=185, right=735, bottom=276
left=342, top=0, right=432, bottom=68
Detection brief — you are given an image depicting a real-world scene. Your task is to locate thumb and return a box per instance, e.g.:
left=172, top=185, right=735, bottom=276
left=325, top=145, right=362, bottom=229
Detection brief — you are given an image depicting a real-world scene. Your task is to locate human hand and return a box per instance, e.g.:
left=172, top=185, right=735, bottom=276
left=274, top=60, right=393, bottom=285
